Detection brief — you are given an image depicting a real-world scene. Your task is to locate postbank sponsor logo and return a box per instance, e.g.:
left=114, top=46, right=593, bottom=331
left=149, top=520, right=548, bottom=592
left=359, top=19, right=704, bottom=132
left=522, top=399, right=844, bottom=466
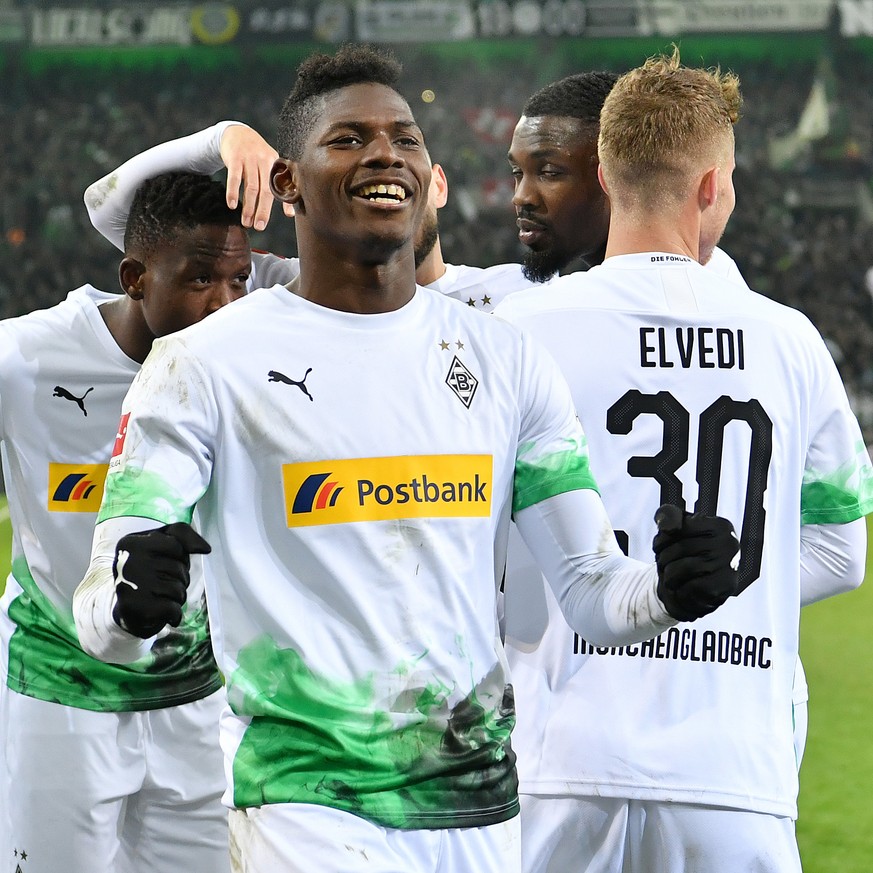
left=283, top=455, right=492, bottom=527
left=48, top=463, right=108, bottom=513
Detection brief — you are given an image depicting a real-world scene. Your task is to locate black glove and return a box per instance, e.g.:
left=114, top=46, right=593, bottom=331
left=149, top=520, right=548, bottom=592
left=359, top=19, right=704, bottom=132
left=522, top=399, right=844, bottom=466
left=652, top=504, right=740, bottom=622
left=111, top=522, right=211, bottom=639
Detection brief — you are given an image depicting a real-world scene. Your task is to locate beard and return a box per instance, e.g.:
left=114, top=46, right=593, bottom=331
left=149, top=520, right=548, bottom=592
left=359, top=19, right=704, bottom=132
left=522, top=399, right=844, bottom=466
left=521, top=246, right=566, bottom=283
left=414, top=210, right=439, bottom=269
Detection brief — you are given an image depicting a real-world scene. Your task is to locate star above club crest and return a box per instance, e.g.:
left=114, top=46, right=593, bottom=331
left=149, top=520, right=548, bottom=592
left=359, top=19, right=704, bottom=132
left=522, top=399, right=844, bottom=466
left=439, top=339, right=451, bottom=350
left=455, top=340, right=465, bottom=350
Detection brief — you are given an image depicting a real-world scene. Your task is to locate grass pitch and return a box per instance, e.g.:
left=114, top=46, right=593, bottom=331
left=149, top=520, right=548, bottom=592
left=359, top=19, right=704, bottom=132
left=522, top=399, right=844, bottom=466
left=796, top=514, right=873, bottom=872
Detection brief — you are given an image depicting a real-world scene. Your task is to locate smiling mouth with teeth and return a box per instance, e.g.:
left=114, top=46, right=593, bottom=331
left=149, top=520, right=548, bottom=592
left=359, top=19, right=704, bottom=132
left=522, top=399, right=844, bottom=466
left=357, top=183, right=407, bottom=203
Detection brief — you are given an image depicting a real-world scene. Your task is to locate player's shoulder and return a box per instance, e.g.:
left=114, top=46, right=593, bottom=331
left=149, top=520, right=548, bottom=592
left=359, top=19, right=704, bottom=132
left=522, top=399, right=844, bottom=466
left=421, top=280, right=524, bottom=341
left=476, top=262, right=531, bottom=286
left=437, top=261, right=525, bottom=289
left=697, top=267, right=816, bottom=325
left=251, top=250, right=300, bottom=290
left=705, top=246, right=746, bottom=285
left=0, top=286, right=108, bottom=385
left=473, top=262, right=536, bottom=298
left=435, top=261, right=535, bottom=310
left=0, top=285, right=114, bottom=346
left=159, top=284, right=287, bottom=357
left=492, top=268, right=586, bottom=322
left=682, top=263, right=832, bottom=358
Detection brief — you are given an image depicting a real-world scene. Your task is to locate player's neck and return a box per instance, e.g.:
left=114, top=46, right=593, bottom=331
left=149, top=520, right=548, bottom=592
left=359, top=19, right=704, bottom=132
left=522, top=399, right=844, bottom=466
left=291, top=239, right=418, bottom=314
left=99, top=296, right=154, bottom=364
left=604, top=212, right=700, bottom=262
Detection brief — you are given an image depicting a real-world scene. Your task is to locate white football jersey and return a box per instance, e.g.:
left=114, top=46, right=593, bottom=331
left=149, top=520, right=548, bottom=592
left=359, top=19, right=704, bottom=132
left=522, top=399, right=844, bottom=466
left=705, top=245, right=747, bottom=286
left=496, top=253, right=873, bottom=818
left=251, top=249, right=299, bottom=289
left=429, top=262, right=534, bottom=311
left=93, top=284, right=599, bottom=830
left=0, top=286, right=221, bottom=711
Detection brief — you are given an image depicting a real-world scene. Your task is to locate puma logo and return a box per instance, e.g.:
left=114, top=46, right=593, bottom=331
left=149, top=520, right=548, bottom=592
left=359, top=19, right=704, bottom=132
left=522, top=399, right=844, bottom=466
left=53, top=385, right=94, bottom=416
left=268, top=369, right=314, bottom=401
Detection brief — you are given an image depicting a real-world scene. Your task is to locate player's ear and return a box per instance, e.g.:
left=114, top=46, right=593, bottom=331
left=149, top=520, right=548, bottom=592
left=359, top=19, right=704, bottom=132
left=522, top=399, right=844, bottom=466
left=430, top=163, right=449, bottom=209
left=119, top=257, right=146, bottom=301
left=699, top=166, right=719, bottom=211
left=271, top=157, right=303, bottom=214
left=596, top=163, right=609, bottom=196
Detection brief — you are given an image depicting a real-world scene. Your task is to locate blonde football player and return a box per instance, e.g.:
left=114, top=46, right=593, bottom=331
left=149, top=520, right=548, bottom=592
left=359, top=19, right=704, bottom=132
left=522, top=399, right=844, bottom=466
left=497, top=50, right=872, bottom=873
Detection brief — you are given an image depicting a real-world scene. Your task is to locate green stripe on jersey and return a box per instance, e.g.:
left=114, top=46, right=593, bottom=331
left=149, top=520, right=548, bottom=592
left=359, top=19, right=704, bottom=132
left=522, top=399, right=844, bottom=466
left=801, top=448, right=873, bottom=524
left=97, top=466, right=195, bottom=524
left=6, top=557, right=222, bottom=711
left=227, top=636, right=519, bottom=829
left=513, top=436, right=600, bottom=514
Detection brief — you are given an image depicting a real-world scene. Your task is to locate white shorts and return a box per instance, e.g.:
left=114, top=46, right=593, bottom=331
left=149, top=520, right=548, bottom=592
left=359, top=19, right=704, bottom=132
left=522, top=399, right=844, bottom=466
left=519, top=794, right=801, bottom=873
left=2, top=687, right=229, bottom=873
left=228, top=802, right=521, bottom=873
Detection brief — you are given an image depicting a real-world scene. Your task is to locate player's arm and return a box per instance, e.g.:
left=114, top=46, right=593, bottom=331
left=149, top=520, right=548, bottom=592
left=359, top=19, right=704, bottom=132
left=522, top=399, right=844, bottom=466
left=511, top=330, right=739, bottom=646
left=515, top=492, right=739, bottom=645
left=514, top=490, right=671, bottom=644
left=83, top=120, right=277, bottom=249
left=798, top=320, right=873, bottom=604
left=800, top=519, right=866, bottom=605
left=73, top=338, right=215, bottom=662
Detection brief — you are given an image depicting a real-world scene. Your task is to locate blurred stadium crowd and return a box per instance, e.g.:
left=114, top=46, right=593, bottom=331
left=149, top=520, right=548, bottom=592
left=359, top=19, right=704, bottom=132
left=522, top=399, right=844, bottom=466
left=3, top=46, right=873, bottom=439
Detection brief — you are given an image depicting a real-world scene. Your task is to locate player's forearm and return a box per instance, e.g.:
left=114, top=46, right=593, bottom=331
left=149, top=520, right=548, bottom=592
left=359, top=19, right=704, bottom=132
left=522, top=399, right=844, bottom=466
left=800, top=518, right=867, bottom=605
left=83, top=120, right=246, bottom=251
left=515, top=490, right=676, bottom=646
left=73, top=518, right=159, bottom=663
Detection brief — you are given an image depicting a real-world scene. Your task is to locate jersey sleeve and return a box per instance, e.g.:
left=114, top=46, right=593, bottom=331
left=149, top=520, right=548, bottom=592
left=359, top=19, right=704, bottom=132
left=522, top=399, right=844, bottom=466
left=512, top=330, right=600, bottom=514
left=799, top=518, right=867, bottom=605
left=74, top=336, right=217, bottom=663
left=515, top=489, right=675, bottom=646
left=98, top=336, right=217, bottom=524
left=83, top=121, right=245, bottom=251
left=801, top=335, right=873, bottom=524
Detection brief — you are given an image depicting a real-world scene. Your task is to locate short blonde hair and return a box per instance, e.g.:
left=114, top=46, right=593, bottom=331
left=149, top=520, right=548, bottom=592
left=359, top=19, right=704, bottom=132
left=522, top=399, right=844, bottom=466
left=598, top=47, right=741, bottom=208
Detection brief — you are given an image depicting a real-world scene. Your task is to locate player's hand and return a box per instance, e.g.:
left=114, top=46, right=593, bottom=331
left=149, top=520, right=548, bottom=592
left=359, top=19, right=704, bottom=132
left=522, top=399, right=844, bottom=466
left=652, top=504, right=740, bottom=622
left=111, top=522, right=211, bottom=639
left=220, top=123, right=278, bottom=232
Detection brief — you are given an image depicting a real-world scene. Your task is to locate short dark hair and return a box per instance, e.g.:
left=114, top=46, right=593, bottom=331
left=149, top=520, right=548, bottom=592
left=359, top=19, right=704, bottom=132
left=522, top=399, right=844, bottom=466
left=522, top=71, right=620, bottom=125
left=124, top=171, right=244, bottom=257
left=277, top=43, right=403, bottom=159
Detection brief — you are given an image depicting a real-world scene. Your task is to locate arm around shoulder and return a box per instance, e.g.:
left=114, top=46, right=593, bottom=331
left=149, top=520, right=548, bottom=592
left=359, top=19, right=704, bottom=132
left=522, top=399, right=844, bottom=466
left=83, top=120, right=250, bottom=251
